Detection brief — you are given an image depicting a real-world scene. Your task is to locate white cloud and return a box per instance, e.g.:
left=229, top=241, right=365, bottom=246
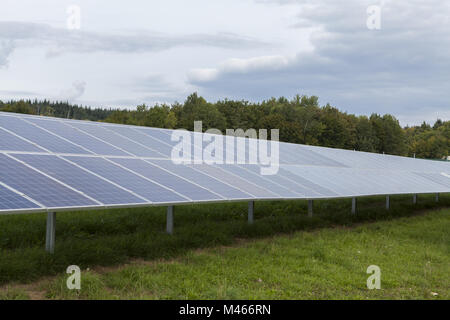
left=187, top=0, right=450, bottom=125
left=0, top=21, right=268, bottom=63
left=188, top=55, right=291, bottom=83
left=221, top=55, right=290, bottom=73
left=188, top=68, right=220, bottom=83
left=0, top=0, right=448, bottom=125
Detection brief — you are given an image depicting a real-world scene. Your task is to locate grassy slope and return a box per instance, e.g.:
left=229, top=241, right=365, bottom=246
left=0, top=194, right=449, bottom=299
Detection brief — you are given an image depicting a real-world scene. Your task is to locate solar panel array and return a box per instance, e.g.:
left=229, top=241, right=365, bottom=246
left=0, top=111, right=449, bottom=214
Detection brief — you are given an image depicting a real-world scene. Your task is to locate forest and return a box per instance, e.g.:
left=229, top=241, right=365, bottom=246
left=0, top=94, right=448, bottom=160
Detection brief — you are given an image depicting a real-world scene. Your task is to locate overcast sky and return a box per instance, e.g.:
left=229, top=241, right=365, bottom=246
left=0, top=0, right=449, bottom=125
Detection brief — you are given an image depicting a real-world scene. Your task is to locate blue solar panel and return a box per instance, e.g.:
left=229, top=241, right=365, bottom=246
left=0, top=111, right=448, bottom=214
left=0, top=115, right=90, bottom=154
left=64, top=156, right=187, bottom=203
left=330, top=168, right=390, bottom=196
left=220, top=164, right=301, bottom=198
left=0, top=154, right=98, bottom=208
left=180, top=132, right=253, bottom=165
left=27, top=118, right=129, bottom=156
left=149, top=159, right=253, bottom=199
left=14, top=154, right=146, bottom=205
left=242, top=164, right=322, bottom=197
left=190, top=164, right=276, bottom=198
left=111, top=158, right=222, bottom=201
left=134, top=127, right=212, bottom=161
left=0, top=128, right=44, bottom=152
left=278, top=166, right=342, bottom=197
left=284, top=166, right=358, bottom=196
left=280, top=143, right=347, bottom=167
left=105, top=125, right=173, bottom=157
left=221, top=135, right=250, bottom=164
left=0, top=184, right=41, bottom=211
left=69, top=122, right=165, bottom=158
left=135, top=127, right=175, bottom=145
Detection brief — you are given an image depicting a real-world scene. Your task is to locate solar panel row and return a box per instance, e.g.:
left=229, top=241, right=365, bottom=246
left=0, top=111, right=449, bottom=214
left=0, top=154, right=448, bottom=213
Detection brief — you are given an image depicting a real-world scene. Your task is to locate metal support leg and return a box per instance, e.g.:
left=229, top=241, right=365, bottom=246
left=351, top=197, right=357, bottom=215
left=167, top=206, right=174, bottom=234
left=248, top=201, right=254, bottom=224
left=45, top=212, right=56, bottom=254
left=413, top=194, right=417, bottom=204
left=308, top=200, right=313, bottom=217
left=435, top=193, right=439, bottom=203
left=386, top=196, right=390, bottom=210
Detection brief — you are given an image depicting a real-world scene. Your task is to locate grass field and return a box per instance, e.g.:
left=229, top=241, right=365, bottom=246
left=0, top=194, right=449, bottom=299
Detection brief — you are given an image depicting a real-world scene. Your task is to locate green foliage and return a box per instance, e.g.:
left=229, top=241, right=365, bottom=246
left=0, top=99, right=113, bottom=120
left=1, top=100, right=36, bottom=115
left=370, top=114, right=407, bottom=155
left=104, top=110, right=131, bottom=124
left=1, top=94, right=448, bottom=159
left=356, top=116, right=378, bottom=152
left=176, top=93, right=226, bottom=131
left=0, top=201, right=449, bottom=299
left=406, top=121, right=449, bottom=159
left=109, top=93, right=448, bottom=159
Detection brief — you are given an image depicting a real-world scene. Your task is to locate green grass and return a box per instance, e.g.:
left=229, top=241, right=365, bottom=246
left=0, top=194, right=449, bottom=299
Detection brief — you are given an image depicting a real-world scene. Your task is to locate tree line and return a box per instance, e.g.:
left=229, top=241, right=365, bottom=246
left=0, top=99, right=113, bottom=121
left=1, top=94, right=448, bottom=160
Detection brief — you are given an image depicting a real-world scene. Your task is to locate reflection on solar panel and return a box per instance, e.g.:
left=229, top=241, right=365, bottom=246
left=0, top=111, right=449, bottom=252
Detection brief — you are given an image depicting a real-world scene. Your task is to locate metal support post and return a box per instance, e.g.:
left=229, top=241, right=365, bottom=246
left=167, top=206, right=174, bottom=234
left=45, top=212, right=56, bottom=254
left=351, top=197, right=357, bottom=215
left=308, top=200, right=313, bottom=217
left=248, top=201, right=254, bottom=224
